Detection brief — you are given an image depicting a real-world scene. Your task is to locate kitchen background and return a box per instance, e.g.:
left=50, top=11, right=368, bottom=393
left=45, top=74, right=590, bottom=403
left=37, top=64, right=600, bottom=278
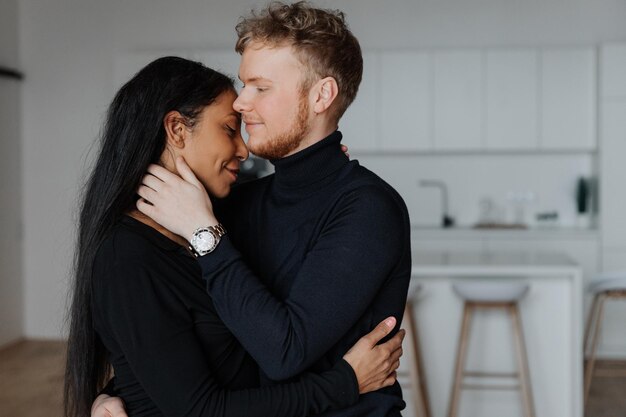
left=1, top=0, right=626, bottom=414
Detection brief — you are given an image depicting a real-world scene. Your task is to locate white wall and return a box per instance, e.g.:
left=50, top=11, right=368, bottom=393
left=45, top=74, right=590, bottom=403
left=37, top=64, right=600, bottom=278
left=0, top=0, right=23, bottom=346
left=18, top=0, right=626, bottom=338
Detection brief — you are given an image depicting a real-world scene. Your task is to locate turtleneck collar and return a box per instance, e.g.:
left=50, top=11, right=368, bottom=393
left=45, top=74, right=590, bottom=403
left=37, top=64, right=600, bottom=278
left=270, top=130, right=349, bottom=189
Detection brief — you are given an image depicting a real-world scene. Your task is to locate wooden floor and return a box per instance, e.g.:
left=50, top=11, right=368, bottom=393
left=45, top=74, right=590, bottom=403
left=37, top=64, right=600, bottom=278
left=0, top=340, right=624, bottom=416
left=0, top=340, right=65, bottom=417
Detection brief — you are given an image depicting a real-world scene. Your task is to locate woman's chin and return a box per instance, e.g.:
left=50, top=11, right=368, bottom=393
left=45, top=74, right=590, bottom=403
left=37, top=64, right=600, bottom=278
left=207, top=183, right=231, bottom=199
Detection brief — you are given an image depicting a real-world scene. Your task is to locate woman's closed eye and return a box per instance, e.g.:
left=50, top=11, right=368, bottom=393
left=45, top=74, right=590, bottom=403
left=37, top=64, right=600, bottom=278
left=224, top=124, right=237, bottom=137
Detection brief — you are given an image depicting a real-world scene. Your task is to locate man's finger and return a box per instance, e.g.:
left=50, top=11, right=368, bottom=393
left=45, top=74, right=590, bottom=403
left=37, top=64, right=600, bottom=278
left=363, top=316, right=396, bottom=347
left=136, top=198, right=154, bottom=217
left=141, top=173, right=163, bottom=192
left=137, top=185, right=157, bottom=203
left=175, top=156, right=203, bottom=187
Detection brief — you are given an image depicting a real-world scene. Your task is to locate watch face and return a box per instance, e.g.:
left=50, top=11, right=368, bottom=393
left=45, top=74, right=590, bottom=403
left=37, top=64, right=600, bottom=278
left=195, top=231, right=216, bottom=252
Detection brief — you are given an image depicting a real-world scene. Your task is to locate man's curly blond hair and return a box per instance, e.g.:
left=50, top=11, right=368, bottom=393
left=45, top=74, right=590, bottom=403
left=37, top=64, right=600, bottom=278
left=235, top=1, right=363, bottom=122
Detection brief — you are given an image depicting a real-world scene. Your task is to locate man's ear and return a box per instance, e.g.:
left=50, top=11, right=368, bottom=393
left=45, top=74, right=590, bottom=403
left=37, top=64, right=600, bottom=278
left=163, top=111, right=190, bottom=149
left=312, top=77, right=339, bottom=114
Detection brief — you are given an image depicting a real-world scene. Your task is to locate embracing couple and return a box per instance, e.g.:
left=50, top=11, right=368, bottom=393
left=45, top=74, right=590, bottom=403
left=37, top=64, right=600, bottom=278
left=64, top=2, right=411, bottom=416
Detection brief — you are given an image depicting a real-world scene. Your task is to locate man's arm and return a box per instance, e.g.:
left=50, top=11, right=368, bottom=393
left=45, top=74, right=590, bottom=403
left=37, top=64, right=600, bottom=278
left=90, top=318, right=406, bottom=417
left=137, top=161, right=411, bottom=380
left=199, top=186, right=409, bottom=379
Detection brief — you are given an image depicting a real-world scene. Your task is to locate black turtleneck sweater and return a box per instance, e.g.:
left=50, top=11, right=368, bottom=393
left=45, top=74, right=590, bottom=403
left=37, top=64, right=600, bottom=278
left=206, top=130, right=412, bottom=417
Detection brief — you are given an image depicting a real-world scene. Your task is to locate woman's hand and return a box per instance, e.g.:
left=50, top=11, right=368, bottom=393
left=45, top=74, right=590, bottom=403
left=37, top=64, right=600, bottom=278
left=342, top=317, right=405, bottom=394
left=91, top=394, right=127, bottom=417
left=137, top=156, right=218, bottom=242
left=341, top=144, right=350, bottom=158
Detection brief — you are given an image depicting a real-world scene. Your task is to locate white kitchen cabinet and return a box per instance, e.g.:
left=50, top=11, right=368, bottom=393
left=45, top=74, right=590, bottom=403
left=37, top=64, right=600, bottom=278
left=379, top=51, right=432, bottom=151
left=599, top=99, right=626, bottom=359
left=540, top=48, right=596, bottom=150
left=340, top=52, right=379, bottom=151
left=600, top=100, right=626, bottom=248
left=485, top=49, right=539, bottom=150
left=598, top=46, right=626, bottom=357
left=433, top=50, right=483, bottom=150
left=601, top=44, right=626, bottom=98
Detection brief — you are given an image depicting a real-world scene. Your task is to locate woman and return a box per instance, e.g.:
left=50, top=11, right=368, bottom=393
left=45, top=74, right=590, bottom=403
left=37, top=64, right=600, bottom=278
left=64, top=56, right=403, bottom=417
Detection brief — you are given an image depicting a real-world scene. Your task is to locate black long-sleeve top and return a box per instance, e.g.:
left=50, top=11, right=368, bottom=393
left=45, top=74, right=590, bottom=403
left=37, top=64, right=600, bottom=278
left=207, top=130, right=412, bottom=416
left=91, top=215, right=359, bottom=416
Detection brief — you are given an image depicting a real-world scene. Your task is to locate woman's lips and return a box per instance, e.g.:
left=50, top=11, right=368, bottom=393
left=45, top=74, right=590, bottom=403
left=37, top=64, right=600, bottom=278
left=225, top=167, right=239, bottom=182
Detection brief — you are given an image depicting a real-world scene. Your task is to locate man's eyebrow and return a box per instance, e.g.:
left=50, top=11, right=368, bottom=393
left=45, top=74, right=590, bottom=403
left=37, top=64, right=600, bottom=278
left=239, top=76, right=272, bottom=83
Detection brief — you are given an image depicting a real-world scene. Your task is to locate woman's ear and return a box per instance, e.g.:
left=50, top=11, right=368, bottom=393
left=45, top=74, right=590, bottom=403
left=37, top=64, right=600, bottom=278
left=312, top=77, right=339, bottom=114
left=163, top=111, right=189, bottom=149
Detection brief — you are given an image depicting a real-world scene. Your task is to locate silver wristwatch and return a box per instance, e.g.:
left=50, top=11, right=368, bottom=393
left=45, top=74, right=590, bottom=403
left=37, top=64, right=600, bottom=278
left=189, top=224, right=227, bottom=257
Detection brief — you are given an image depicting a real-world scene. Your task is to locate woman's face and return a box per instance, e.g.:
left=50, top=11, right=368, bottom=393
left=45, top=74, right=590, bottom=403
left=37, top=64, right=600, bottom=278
left=181, top=90, right=249, bottom=198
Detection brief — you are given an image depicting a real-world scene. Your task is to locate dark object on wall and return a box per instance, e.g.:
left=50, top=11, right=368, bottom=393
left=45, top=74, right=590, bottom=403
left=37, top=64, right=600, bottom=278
left=576, top=176, right=590, bottom=214
left=0, top=66, right=24, bottom=80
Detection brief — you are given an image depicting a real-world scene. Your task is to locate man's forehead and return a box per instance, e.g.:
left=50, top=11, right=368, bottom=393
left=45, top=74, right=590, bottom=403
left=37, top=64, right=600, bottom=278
left=238, top=46, right=302, bottom=82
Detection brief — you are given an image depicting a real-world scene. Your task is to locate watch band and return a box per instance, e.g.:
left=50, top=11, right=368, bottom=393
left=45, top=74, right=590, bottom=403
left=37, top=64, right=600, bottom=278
left=208, top=224, right=227, bottom=239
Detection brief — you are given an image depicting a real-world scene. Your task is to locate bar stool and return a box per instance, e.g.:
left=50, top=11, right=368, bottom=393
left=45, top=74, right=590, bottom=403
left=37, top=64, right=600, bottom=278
left=401, top=284, right=432, bottom=417
left=583, top=272, right=626, bottom=404
left=448, top=281, right=535, bottom=417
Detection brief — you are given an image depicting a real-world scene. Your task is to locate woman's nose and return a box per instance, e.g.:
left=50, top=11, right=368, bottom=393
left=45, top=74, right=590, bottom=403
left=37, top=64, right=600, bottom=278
left=236, top=135, right=249, bottom=161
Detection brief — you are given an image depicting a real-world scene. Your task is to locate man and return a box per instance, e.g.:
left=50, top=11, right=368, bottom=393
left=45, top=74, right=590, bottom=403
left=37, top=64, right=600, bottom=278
left=96, top=2, right=411, bottom=416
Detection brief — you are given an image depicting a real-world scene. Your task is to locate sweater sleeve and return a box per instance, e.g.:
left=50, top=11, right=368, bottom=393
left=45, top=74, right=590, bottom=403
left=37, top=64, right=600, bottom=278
left=93, top=259, right=359, bottom=417
left=198, top=185, right=410, bottom=380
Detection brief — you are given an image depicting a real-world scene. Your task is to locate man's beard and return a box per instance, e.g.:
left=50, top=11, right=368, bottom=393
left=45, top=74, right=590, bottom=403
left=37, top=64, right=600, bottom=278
left=248, top=96, right=310, bottom=160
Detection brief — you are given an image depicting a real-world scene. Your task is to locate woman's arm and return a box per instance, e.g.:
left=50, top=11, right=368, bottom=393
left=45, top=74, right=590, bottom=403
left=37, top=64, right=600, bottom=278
left=93, top=258, right=402, bottom=417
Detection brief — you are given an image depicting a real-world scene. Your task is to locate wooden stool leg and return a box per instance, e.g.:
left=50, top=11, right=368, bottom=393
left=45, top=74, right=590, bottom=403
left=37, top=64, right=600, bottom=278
left=510, top=304, right=536, bottom=417
left=404, top=302, right=432, bottom=417
left=584, top=294, right=600, bottom=355
left=584, top=293, right=607, bottom=405
left=448, top=303, right=473, bottom=417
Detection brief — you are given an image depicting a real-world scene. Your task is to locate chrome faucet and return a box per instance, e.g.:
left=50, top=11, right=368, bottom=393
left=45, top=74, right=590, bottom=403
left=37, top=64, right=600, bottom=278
left=419, top=180, right=455, bottom=228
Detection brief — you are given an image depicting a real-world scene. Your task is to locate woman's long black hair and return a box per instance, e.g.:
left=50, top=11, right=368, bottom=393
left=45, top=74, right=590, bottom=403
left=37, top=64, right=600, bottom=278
left=64, top=56, right=235, bottom=417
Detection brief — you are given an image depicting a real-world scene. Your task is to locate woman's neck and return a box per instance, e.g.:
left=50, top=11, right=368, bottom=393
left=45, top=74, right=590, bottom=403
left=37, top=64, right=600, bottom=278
left=126, top=209, right=189, bottom=248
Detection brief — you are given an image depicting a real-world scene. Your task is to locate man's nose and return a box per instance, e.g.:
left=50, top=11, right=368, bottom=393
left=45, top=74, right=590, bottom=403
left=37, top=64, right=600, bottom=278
left=233, top=92, right=250, bottom=113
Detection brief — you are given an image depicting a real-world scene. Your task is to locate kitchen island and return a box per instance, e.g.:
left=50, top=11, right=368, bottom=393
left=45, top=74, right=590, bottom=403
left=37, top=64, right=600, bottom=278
left=402, top=250, right=583, bottom=417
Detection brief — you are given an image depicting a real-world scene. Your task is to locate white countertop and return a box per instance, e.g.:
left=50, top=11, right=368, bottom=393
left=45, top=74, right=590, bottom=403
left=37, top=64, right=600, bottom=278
left=412, top=250, right=581, bottom=276
left=411, top=226, right=599, bottom=240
